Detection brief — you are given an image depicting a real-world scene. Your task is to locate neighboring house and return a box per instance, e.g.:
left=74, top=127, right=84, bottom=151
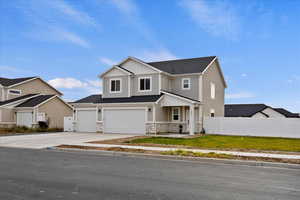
left=225, top=104, right=299, bottom=118
left=72, top=56, right=227, bottom=135
left=0, top=77, right=72, bottom=128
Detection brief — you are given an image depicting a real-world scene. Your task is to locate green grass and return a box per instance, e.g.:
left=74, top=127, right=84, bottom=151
left=128, top=135, right=300, bottom=152
left=0, top=126, right=63, bottom=134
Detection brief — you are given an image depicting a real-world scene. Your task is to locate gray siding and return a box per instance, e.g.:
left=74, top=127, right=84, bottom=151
left=132, top=74, right=160, bottom=96
left=102, top=76, right=129, bottom=98
left=202, top=61, right=225, bottom=117
left=170, top=75, right=200, bottom=101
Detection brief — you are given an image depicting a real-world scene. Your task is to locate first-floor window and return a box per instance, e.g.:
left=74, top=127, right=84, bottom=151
left=139, top=77, right=151, bottom=91
left=110, top=79, right=121, bottom=92
left=172, top=107, right=180, bottom=121
left=210, top=109, right=215, bottom=117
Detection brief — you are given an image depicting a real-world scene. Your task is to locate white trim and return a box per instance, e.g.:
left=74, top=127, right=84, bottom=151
left=172, top=107, right=181, bottom=122
left=181, top=78, right=191, bottom=90
left=138, top=76, right=152, bottom=92
left=127, top=57, right=163, bottom=73
left=161, top=91, right=199, bottom=104
left=128, top=76, right=131, bottom=97
left=8, top=89, right=22, bottom=95
left=99, top=65, right=132, bottom=78
left=198, top=75, right=203, bottom=101
left=6, top=77, right=38, bottom=88
left=171, top=73, right=202, bottom=77
left=153, top=105, right=156, bottom=123
left=109, top=78, right=122, bottom=93
left=158, top=73, right=162, bottom=92
left=155, top=95, right=164, bottom=104
left=202, top=57, right=227, bottom=88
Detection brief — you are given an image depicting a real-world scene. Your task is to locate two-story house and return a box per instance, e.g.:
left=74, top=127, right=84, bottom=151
left=72, top=56, right=227, bottom=135
left=0, top=77, right=73, bottom=128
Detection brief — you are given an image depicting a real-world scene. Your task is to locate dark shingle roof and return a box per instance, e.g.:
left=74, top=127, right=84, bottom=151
left=274, top=108, right=300, bottom=118
left=0, top=77, right=37, bottom=87
left=225, top=104, right=269, bottom=117
left=147, top=56, right=216, bottom=74
left=74, top=94, right=162, bottom=104
left=16, top=95, right=55, bottom=107
left=0, top=94, right=39, bottom=106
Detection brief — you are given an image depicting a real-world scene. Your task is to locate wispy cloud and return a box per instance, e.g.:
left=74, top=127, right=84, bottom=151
left=0, top=66, right=32, bottom=77
left=48, top=77, right=102, bottom=94
left=111, top=0, right=138, bottom=16
left=99, top=57, right=117, bottom=66
left=137, top=48, right=178, bottom=62
left=180, top=0, right=240, bottom=40
left=225, top=92, right=255, bottom=99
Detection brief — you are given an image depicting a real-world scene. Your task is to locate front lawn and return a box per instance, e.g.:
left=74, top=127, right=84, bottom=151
left=128, top=135, right=300, bottom=152
left=0, top=126, right=63, bottom=135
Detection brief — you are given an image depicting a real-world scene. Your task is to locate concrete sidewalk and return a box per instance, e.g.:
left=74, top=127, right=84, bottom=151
left=64, top=142, right=300, bottom=160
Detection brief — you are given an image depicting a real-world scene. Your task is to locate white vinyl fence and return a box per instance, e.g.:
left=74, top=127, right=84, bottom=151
left=204, top=117, right=300, bottom=138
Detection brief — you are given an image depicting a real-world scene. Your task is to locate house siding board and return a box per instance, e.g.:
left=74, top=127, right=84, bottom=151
left=8, top=79, right=60, bottom=100
left=132, top=74, right=160, bottom=96
left=0, top=108, right=15, bottom=122
left=121, top=60, right=157, bottom=74
left=170, top=75, right=199, bottom=100
left=38, top=97, right=73, bottom=128
left=261, top=108, right=285, bottom=118
left=102, top=76, right=129, bottom=98
left=252, top=112, right=268, bottom=118
left=202, top=61, right=225, bottom=117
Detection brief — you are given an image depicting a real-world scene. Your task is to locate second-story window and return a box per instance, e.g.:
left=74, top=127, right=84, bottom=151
left=9, top=89, right=22, bottom=95
left=110, top=79, right=121, bottom=93
left=182, top=78, right=191, bottom=90
left=139, top=77, right=151, bottom=91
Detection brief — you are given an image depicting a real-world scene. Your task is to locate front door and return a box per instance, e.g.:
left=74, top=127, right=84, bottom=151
left=185, top=109, right=190, bottom=132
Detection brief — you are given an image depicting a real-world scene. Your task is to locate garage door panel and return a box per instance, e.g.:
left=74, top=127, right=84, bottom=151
left=77, top=110, right=96, bottom=132
left=104, top=109, right=145, bottom=134
left=17, top=112, right=33, bottom=127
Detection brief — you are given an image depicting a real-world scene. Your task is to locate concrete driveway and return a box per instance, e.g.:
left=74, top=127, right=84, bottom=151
left=0, top=132, right=137, bottom=149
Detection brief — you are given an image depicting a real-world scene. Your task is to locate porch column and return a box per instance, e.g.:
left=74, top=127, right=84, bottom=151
left=189, top=104, right=195, bottom=135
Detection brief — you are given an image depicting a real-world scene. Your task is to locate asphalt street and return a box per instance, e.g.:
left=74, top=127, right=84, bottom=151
left=0, top=147, right=299, bottom=200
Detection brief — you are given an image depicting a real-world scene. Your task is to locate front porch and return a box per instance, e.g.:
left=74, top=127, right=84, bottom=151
left=146, top=91, right=203, bottom=135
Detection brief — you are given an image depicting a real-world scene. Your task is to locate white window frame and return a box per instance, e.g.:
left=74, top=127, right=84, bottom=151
left=182, top=78, right=191, bottom=90
left=210, top=82, right=215, bottom=99
left=172, top=107, right=180, bottom=122
left=8, top=89, right=22, bottom=95
left=138, top=76, right=152, bottom=92
left=109, top=78, right=122, bottom=93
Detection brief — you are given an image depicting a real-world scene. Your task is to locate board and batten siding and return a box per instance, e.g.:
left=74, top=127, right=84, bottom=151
left=202, top=61, right=225, bottom=117
left=102, top=76, right=129, bottom=98
left=170, top=75, right=200, bottom=101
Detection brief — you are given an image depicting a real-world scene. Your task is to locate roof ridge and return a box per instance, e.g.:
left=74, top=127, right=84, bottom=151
left=147, top=56, right=216, bottom=64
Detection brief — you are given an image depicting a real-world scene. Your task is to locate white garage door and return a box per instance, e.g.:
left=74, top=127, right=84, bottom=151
left=77, top=110, right=96, bottom=132
left=17, top=112, right=33, bottom=127
left=103, top=108, right=146, bottom=134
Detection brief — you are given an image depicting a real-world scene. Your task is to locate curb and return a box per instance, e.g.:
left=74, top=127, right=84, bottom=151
left=51, top=147, right=300, bottom=170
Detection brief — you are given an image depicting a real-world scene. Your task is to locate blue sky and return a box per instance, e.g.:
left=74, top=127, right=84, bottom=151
left=1, top=0, right=300, bottom=112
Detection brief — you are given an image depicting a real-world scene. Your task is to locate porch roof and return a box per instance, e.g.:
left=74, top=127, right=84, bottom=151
left=158, top=91, right=200, bottom=107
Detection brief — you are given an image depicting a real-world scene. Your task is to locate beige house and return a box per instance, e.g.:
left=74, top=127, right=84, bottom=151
left=72, top=56, right=227, bottom=135
left=0, top=77, right=73, bottom=128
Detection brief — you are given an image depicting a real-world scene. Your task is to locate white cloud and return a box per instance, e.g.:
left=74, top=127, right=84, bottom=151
left=55, top=28, right=90, bottom=48
left=111, top=0, right=137, bottom=15
left=225, top=92, right=255, bottom=99
left=241, top=73, right=247, bottom=77
left=48, top=78, right=102, bottom=95
left=180, top=0, right=240, bottom=39
left=138, top=49, right=178, bottom=62
left=48, top=78, right=88, bottom=89
left=48, top=0, right=98, bottom=27
left=99, top=57, right=117, bottom=66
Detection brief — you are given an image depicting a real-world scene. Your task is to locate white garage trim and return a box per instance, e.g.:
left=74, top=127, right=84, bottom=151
left=103, top=107, right=147, bottom=134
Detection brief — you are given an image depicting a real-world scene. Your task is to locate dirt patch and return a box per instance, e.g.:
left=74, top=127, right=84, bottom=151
left=56, top=145, right=300, bottom=165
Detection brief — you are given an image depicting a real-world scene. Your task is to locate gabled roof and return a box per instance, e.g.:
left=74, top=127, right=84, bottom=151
left=16, top=95, right=56, bottom=108
left=0, top=94, right=39, bottom=106
left=225, top=104, right=269, bottom=117
left=74, top=94, right=162, bottom=104
left=161, top=90, right=200, bottom=103
left=147, top=56, right=216, bottom=74
left=274, top=108, right=300, bottom=118
left=0, top=77, right=37, bottom=87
